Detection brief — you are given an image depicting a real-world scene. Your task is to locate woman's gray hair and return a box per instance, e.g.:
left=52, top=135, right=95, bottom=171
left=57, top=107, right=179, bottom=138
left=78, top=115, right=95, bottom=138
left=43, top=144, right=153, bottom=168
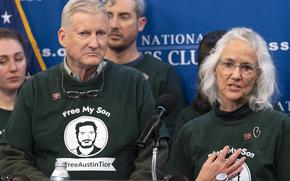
left=104, top=0, right=145, bottom=18
left=61, top=0, right=108, bottom=27
left=199, top=27, right=277, bottom=111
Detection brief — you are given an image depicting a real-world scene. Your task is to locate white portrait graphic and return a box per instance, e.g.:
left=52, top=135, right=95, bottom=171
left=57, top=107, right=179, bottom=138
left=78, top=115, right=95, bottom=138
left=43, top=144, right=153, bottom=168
left=64, top=116, right=108, bottom=157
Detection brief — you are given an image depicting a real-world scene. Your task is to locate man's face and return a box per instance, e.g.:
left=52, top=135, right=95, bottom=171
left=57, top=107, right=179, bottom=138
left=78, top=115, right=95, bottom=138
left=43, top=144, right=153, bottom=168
left=106, top=0, right=146, bottom=52
left=58, top=11, right=108, bottom=68
left=77, top=125, right=97, bottom=148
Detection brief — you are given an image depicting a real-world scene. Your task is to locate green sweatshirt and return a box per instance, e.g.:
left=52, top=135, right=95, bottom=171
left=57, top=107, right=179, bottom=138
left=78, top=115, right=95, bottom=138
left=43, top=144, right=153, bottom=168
left=168, top=104, right=290, bottom=181
left=171, top=106, right=204, bottom=147
left=125, top=54, right=186, bottom=136
left=0, top=61, right=167, bottom=180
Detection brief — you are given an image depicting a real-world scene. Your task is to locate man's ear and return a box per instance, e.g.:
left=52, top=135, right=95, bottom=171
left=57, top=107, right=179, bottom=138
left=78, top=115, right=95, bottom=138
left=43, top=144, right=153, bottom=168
left=58, top=28, right=66, bottom=47
left=137, top=16, right=147, bottom=32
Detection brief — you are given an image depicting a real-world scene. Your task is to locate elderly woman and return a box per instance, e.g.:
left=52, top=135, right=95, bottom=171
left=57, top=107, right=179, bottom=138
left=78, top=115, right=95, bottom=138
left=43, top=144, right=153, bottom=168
left=0, top=28, right=27, bottom=138
left=168, top=27, right=290, bottom=181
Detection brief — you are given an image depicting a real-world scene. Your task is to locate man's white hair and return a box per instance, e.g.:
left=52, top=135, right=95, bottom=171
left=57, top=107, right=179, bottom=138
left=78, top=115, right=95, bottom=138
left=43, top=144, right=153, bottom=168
left=61, top=0, right=108, bottom=27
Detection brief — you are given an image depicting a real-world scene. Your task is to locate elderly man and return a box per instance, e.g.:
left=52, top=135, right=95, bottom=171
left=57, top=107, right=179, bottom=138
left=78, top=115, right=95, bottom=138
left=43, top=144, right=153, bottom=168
left=104, top=0, right=185, bottom=137
left=0, top=0, right=168, bottom=180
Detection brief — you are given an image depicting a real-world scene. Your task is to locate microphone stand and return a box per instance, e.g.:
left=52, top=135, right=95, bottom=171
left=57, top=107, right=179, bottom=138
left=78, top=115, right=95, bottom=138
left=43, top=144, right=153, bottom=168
left=137, top=106, right=167, bottom=181
left=151, top=118, right=161, bottom=181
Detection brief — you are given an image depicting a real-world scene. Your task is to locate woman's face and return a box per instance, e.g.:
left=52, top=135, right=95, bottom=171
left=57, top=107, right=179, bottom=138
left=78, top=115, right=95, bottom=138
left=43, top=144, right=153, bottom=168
left=215, top=39, right=259, bottom=107
left=0, top=38, right=27, bottom=92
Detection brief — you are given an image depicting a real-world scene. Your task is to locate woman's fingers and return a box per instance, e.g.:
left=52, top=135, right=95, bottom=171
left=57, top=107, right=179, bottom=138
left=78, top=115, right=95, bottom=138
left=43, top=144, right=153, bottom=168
left=223, top=148, right=242, bottom=167
left=214, top=146, right=246, bottom=177
left=205, top=151, right=218, bottom=164
left=228, top=165, right=243, bottom=179
left=216, top=145, right=230, bottom=162
left=196, top=146, right=246, bottom=181
left=227, top=156, right=246, bottom=178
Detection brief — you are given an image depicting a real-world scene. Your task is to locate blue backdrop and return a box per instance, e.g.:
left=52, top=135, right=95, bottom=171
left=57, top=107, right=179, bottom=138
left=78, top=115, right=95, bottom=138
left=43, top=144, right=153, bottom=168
left=1, top=0, right=289, bottom=115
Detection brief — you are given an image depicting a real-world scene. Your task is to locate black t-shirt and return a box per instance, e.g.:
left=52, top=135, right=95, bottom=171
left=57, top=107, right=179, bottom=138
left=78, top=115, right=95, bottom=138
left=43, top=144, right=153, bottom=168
left=0, top=108, right=11, bottom=138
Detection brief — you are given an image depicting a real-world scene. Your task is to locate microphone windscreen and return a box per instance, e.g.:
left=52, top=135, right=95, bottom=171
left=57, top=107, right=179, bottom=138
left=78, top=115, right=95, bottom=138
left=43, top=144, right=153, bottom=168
left=155, top=94, right=176, bottom=116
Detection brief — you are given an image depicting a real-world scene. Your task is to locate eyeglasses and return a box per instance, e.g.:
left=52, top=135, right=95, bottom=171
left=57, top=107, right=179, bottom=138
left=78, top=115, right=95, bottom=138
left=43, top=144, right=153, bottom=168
left=61, top=68, right=104, bottom=99
left=218, top=58, right=260, bottom=76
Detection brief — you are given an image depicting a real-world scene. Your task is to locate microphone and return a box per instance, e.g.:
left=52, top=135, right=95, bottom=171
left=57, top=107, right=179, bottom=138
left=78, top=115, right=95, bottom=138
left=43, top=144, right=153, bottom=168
left=137, top=94, right=176, bottom=148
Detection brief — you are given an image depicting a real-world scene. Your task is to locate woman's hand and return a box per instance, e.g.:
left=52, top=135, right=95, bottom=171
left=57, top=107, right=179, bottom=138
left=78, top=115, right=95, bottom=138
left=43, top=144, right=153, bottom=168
left=195, top=145, right=246, bottom=181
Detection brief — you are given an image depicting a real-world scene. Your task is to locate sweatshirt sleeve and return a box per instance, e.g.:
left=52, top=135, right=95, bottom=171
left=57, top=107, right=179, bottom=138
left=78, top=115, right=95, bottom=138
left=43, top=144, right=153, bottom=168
left=276, top=115, right=290, bottom=181
left=0, top=144, right=49, bottom=181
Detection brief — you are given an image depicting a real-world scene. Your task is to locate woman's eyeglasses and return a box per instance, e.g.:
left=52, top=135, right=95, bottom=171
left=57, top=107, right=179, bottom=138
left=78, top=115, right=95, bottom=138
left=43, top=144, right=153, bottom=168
left=218, top=58, right=260, bottom=76
left=61, top=68, right=104, bottom=99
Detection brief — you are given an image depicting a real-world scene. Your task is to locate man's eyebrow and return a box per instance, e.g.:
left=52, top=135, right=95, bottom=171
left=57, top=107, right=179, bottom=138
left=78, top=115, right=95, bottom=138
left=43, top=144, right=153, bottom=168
left=117, top=12, right=131, bottom=16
